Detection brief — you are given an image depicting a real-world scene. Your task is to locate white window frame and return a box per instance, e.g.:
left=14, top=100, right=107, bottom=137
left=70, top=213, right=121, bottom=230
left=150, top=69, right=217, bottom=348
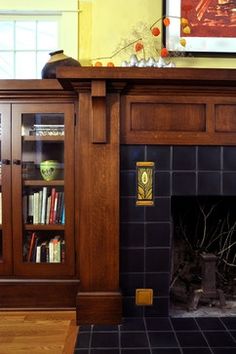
left=0, top=0, right=79, bottom=78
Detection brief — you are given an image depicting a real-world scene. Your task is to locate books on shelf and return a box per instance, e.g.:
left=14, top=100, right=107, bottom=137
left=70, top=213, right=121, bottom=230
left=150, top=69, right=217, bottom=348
left=25, top=232, right=65, bottom=263
left=24, top=187, right=65, bottom=225
left=29, top=124, right=64, bottom=136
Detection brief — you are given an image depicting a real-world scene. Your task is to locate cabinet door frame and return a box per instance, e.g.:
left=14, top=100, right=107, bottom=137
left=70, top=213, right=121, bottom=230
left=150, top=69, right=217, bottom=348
left=11, top=103, right=75, bottom=277
left=0, top=104, right=13, bottom=275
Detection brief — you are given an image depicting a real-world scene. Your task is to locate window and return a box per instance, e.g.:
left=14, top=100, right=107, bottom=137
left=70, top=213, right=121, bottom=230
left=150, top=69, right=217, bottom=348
left=0, top=18, right=59, bottom=79
left=0, top=0, right=79, bottom=79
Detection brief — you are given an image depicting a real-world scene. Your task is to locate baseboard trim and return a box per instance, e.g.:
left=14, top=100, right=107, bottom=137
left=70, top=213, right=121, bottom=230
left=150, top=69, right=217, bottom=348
left=0, top=280, right=79, bottom=308
left=76, top=291, right=122, bottom=325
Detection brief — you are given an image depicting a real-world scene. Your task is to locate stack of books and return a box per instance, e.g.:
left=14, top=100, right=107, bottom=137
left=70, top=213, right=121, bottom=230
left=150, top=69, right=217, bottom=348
left=23, top=187, right=65, bottom=224
left=24, top=233, right=65, bottom=263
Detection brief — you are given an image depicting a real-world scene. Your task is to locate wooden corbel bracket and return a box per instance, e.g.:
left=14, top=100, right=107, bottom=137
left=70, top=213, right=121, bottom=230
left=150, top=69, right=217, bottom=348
left=91, top=80, right=107, bottom=143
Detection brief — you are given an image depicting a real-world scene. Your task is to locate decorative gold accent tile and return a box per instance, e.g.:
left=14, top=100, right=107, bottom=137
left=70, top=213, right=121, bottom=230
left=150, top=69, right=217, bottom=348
left=136, top=162, right=154, bottom=206
left=135, top=288, right=153, bottom=306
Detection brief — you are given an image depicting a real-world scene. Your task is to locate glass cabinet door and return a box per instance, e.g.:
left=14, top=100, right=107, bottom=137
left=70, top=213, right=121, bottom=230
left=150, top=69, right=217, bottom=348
left=12, top=103, right=75, bottom=276
left=0, top=104, right=12, bottom=275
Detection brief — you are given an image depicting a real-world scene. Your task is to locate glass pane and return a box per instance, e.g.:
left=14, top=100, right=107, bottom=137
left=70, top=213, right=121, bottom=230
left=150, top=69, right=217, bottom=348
left=15, top=52, right=36, bottom=79
left=21, top=113, right=65, bottom=264
left=0, top=21, right=14, bottom=50
left=15, top=21, right=36, bottom=50
left=37, top=51, right=51, bottom=79
left=37, top=21, right=58, bottom=50
left=0, top=52, right=14, bottom=79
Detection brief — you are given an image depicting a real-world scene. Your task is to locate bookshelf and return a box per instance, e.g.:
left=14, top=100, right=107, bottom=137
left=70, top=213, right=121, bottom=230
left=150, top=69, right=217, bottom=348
left=23, top=136, right=64, bottom=142
left=0, top=76, right=121, bottom=324
left=0, top=91, right=77, bottom=296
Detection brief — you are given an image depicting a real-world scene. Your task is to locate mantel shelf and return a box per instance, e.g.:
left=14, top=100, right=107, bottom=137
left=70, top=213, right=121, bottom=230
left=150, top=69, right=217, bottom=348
left=56, top=67, right=236, bottom=86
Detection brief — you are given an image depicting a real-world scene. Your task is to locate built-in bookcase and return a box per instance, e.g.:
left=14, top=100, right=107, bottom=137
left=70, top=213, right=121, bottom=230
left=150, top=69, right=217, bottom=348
left=0, top=114, right=2, bottom=264
left=0, top=102, right=75, bottom=277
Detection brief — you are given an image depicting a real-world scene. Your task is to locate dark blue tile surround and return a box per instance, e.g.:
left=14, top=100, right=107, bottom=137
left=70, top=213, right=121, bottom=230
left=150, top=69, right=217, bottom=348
left=120, top=145, right=236, bottom=317
left=75, top=146, right=236, bottom=353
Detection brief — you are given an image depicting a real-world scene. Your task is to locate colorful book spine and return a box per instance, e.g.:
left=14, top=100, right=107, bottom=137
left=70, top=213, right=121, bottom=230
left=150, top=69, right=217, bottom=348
left=49, top=188, right=56, bottom=224
left=41, top=187, right=47, bottom=224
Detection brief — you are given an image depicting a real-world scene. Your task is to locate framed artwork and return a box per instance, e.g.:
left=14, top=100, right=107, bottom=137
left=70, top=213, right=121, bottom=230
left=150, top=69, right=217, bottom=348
left=163, top=0, right=236, bottom=56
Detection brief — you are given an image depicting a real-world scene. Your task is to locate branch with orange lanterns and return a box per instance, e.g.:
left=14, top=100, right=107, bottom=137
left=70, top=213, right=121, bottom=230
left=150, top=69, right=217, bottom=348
left=92, top=15, right=191, bottom=67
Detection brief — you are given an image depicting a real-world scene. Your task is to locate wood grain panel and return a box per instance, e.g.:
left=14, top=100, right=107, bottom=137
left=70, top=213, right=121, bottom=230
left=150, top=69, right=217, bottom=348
left=76, top=291, right=122, bottom=324
left=77, top=93, right=120, bottom=291
left=130, top=102, right=206, bottom=132
left=215, top=104, right=236, bottom=132
left=0, top=280, right=79, bottom=308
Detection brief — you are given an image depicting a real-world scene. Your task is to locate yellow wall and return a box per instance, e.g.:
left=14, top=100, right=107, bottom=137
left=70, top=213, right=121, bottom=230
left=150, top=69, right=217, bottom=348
left=78, top=0, right=236, bottom=68
left=0, top=0, right=235, bottom=68
left=0, top=0, right=79, bottom=59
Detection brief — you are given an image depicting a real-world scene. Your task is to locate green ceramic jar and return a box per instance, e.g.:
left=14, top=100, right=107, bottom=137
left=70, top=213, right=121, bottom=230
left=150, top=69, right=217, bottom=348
left=40, top=160, right=59, bottom=181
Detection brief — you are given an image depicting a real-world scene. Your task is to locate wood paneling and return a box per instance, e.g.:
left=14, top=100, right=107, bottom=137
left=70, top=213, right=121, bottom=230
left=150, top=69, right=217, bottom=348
left=215, top=104, right=236, bottom=132
left=0, top=280, right=79, bottom=308
left=77, top=92, right=120, bottom=290
left=76, top=91, right=121, bottom=323
left=119, top=86, right=236, bottom=145
left=76, top=291, right=122, bottom=325
left=130, top=102, right=206, bottom=132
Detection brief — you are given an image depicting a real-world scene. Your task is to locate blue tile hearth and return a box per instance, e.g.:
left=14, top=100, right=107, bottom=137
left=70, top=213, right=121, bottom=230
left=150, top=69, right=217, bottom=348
left=74, top=317, right=236, bottom=353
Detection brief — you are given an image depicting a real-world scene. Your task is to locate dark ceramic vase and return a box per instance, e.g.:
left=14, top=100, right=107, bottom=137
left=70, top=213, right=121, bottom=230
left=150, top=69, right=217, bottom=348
left=41, top=50, right=81, bottom=79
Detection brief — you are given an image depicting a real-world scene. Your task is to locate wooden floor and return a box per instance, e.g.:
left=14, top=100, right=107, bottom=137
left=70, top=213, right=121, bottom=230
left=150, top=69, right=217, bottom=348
left=0, top=311, right=78, bottom=354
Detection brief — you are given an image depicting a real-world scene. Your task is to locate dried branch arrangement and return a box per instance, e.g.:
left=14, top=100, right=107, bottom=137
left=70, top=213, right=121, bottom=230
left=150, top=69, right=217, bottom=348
left=93, top=15, right=192, bottom=67
left=171, top=196, right=236, bottom=302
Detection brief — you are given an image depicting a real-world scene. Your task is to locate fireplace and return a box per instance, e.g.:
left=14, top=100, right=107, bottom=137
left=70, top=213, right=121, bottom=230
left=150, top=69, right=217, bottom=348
left=57, top=67, right=236, bottom=324
left=120, top=145, right=236, bottom=317
left=171, top=196, right=236, bottom=316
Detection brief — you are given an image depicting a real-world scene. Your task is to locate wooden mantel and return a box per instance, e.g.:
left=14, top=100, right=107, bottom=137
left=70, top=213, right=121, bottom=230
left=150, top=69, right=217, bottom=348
left=58, top=67, right=236, bottom=146
left=56, top=67, right=236, bottom=324
left=57, top=67, right=236, bottom=84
